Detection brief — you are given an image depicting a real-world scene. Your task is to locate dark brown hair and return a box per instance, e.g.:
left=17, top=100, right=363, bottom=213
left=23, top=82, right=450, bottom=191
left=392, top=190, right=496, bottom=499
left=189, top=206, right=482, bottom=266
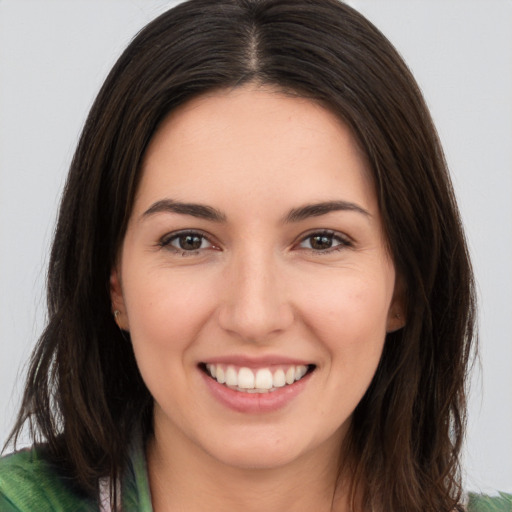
left=7, top=1, right=476, bottom=510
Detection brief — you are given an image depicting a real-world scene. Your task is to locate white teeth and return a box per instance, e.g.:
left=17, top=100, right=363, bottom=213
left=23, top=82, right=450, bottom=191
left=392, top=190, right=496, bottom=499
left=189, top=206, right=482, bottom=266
left=237, top=367, right=255, bottom=389
left=225, top=366, right=238, bottom=386
left=273, top=369, right=286, bottom=388
left=207, top=364, right=216, bottom=378
left=255, top=368, right=273, bottom=389
left=295, top=365, right=307, bottom=380
left=216, top=366, right=226, bottom=384
left=205, top=363, right=310, bottom=392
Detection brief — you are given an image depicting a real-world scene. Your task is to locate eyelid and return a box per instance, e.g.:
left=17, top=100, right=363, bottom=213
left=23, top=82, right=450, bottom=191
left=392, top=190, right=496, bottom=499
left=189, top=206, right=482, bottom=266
left=158, top=229, right=219, bottom=252
left=294, top=229, right=353, bottom=252
left=157, top=228, right=352, bottom=254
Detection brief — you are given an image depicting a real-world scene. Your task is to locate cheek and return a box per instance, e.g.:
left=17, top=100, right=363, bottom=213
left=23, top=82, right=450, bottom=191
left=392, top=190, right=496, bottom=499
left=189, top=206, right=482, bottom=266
left=304, top=269, right=392, bottom=332
left=121, top=269, right=221, bottom=416
left=122, top=269, right=218, bottom=361
left=300, top=274, right=391, bottom=420
left=298, top=267, right=393, bottom=372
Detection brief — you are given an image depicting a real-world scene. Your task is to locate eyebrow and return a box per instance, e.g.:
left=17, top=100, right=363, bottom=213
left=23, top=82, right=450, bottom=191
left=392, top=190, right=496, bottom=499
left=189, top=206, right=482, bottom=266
left=284, top=200, right=371, bottom=223
left=141, top=199, right=227, bottom=222
left=141, top=198, right=370, bottom=223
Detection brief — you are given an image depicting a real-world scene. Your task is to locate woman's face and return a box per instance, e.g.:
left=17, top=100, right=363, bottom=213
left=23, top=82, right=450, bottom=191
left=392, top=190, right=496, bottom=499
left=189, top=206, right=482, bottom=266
left=112, top=86, right=403, bottom=471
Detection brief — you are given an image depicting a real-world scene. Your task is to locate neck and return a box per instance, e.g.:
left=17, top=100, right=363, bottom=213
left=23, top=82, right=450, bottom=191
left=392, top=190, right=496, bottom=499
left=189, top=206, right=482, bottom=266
left=146, top=426, right=355, bottom=512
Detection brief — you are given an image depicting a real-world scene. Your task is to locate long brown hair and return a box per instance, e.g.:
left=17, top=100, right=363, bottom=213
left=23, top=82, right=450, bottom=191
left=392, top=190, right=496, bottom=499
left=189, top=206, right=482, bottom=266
left=6, top=1, right=476, bottom=510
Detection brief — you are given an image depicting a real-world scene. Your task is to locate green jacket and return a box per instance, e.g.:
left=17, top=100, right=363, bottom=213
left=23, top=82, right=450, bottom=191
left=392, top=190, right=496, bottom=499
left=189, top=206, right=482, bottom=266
left=0, top=438, right=151, bottom=512
left=0, top=440, right=510, bottom=511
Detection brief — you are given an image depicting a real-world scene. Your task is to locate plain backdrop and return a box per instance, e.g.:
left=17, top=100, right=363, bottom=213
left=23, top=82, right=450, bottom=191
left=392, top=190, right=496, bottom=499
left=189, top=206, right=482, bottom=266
left=1, top=0, right=511, bottom=494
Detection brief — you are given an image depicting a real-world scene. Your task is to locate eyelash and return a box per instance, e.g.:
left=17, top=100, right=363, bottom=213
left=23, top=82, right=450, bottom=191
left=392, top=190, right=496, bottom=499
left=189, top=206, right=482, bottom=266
left=158, top=230, right=216, bottom=256
left=158, top=229, right=352, bottom=256
left=297, top=230, right=353, bottom=254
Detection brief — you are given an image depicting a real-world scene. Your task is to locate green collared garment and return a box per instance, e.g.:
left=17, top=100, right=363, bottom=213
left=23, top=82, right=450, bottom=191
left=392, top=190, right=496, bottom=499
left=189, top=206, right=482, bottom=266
left=0, top=437, right=151, bottom=512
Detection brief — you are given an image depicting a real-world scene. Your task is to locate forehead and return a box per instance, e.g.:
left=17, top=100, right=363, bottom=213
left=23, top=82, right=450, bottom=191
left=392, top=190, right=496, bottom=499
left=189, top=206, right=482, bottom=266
left=136, top=85, right=377, bottom=218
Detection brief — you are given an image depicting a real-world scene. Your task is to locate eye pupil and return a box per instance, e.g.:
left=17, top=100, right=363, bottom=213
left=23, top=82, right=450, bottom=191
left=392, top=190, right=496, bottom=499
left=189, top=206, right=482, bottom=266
left=311, top=235, right=333, bottom=250
left=179, top=234, right=202, bottom=250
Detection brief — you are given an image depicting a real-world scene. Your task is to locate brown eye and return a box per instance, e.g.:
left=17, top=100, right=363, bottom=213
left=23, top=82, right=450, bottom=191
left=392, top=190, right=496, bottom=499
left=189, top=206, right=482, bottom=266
left=177, top=234, right=204, bottom=250
left=310, top=234, right=334, bottom=250
left=161, top=231, right=213, bottom=252
left=298, top=231, right=350, bottom=252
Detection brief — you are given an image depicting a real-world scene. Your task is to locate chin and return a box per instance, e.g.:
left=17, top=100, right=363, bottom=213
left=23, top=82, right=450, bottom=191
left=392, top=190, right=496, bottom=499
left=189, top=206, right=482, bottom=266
left=199, top=424, right=343, bottom=472
left=208, top=442, right=305, bottom=471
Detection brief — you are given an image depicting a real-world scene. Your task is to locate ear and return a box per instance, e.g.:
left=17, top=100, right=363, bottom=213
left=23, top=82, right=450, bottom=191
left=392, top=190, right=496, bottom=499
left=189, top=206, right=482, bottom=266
left=110, top=268, right=129, bottom=331
left=386, top=274, right=406, bottom=333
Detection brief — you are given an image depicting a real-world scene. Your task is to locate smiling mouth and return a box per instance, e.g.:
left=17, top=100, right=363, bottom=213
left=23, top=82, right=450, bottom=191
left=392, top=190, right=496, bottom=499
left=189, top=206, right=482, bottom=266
left=200, top=363, right=316, bottom=393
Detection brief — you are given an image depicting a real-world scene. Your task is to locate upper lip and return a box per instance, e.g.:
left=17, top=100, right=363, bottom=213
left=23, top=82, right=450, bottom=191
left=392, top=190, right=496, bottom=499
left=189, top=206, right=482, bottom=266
left=200, top=355, right=313, bottom=368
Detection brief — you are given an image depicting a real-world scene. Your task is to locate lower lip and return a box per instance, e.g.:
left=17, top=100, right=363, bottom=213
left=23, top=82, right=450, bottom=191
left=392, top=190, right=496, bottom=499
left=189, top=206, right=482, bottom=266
left=200, top=369, right=312, bottom=413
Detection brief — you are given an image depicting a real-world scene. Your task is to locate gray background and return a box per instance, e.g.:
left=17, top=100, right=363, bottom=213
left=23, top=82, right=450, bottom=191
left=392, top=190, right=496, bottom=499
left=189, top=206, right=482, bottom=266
left=1, top=0, right=511, bottom=493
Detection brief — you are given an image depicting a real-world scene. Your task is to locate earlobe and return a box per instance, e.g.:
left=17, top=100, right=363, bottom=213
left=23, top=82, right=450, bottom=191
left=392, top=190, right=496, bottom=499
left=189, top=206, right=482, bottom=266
left=386, top=275, right=406, bottom=333
left=386, top=310, right=405, bottom=333
left=110, top=269, right=129, bottom=331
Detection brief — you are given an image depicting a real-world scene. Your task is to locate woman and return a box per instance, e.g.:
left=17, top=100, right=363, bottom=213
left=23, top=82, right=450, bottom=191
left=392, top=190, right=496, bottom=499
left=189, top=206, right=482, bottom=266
left=0, top=0, right=505, bottom=510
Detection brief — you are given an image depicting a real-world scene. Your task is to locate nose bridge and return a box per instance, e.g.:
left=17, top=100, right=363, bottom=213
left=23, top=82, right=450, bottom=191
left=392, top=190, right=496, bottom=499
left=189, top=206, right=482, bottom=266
left=218, top=245, right=293, bottom=341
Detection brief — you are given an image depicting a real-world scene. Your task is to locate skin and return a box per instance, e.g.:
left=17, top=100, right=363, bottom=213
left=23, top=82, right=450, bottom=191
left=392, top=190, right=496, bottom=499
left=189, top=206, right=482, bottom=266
left=111, top=85, right=404, bottom=512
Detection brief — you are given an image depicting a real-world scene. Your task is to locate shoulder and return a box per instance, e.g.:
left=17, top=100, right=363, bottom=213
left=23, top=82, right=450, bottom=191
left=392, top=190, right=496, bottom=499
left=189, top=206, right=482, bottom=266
left=0, top=447, right=96, bottom=512
left=467, top=492, right=512, bottom=512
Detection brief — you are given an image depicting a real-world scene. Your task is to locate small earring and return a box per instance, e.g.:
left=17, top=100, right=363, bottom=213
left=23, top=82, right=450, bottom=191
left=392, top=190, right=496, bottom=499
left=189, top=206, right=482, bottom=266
left=113, top=310, right=121, bottom=327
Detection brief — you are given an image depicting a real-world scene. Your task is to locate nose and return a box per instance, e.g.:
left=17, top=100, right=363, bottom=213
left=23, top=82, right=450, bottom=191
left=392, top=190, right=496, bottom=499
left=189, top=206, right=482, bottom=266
left=217, top=250, right=294, bottom=343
